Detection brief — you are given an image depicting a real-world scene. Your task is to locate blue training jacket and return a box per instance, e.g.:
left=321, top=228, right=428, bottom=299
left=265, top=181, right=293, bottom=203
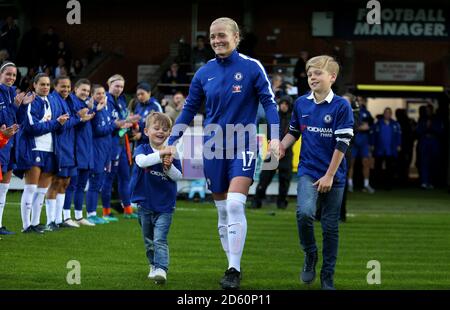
left=15, top=94, right=63, bottom=171
left=69, top=93, right=94, bottom=170
left=52, top=91, right=80, bottom=168
left=91, top=102, right=117, bottom=173
left=371, top=119, right=402, bottom=157
left=133, top=97, right=162, bottom=146
left=168, top=49, right=279, bottom=146
left=0, top=83, right=19, bottom=166
left=106, top=92, right=127, bottom=161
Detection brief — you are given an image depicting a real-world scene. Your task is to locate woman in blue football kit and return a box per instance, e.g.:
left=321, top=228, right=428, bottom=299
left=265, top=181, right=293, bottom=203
left=16, top=73, right=70, bottom=233
left=62, top=79, right=98, bottom=226
left=0, top=61, right=33, bottom=235
left=167, top=17, right=280, bottom=290
left=102, top=74, right=140, bottom=219
left=86, top=84, right=131, bottom=223
left=45, top=76, right=94, bottom=230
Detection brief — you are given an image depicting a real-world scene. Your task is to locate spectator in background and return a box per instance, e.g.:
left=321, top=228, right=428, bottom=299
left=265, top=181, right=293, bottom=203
left=56, top=41, right=72, bottom=67
left=0, top=16, right=20, bottom=61
left=252, top=96, right=293, bottom=209
left=271, top=73, right=287, bottom=101
left=371, top=107, right=401, bottom=190
left=59, top=67, right=69, bottom=78
left=70, top=58, right=84, bottom=76
left=43, top=66, right=54, bottom=80
left=191, top=35, right=215, bottom=71
left=0, top=49, right=9, bottom=64
left=161, top=62, right=188, bottom=95
left=40, top=26, right=59, bottom=66
left=416, top=104, right=444, bottom=189
left=348, top=96, right=375, bottom=193
left=19, top=67, right=36, bottom=92
left=395, top=108, right=416, bottom=186
left=164, top=91, right=185, bottom=124
left=293, top=50, right=309, bottom=96
left=87, top=41, right=102, bottom=63
left=54, top=57, right=68, bottom=78
left=176, top=37, right=191, bottom=66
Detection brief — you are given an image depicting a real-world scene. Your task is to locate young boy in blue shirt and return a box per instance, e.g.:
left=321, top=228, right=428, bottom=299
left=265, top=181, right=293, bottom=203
left=130, top=112, right=182, bottom=284
left=280, top=55, right=354, bottom=290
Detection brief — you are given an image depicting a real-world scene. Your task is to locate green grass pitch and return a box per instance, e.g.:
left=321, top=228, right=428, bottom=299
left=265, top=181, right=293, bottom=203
left=1, top=189, right=450, bottom=290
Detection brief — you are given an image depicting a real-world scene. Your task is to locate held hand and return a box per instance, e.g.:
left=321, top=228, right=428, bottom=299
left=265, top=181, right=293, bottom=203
left=163, top=155, right=173, bottom=169
left=268, top=139, right=281, bottom=160
left=159, top=146, right=174, bottom=157
left=57, top=114, right=70, bottom=125
left=313, top=174, right=334, bottom=193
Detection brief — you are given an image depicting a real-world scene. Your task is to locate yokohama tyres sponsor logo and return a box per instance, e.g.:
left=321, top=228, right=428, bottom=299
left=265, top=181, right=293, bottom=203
left=307, top=126, right=333, bottom=137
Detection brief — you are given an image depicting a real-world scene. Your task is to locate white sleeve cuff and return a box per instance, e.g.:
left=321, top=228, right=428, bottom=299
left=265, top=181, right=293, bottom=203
left=135, top=152, right=162, bottom=168
left=165, top=165, right=182, bottom=181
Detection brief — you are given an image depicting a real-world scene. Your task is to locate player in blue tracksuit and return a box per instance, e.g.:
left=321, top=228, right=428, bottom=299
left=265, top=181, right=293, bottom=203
left=167, top=18, right=280, bottom=290
left=348, top=98, right=375, bottom=193
left=102, top=74, right=139, bottom=218
left=280, top=55, right=354, bottom=290
left=0, top=61, right=32, bottom=235
left=16, top=73, right=70, bottom=233
left=371, top=107, right=401, bottom=190
left=62, top=79, right=97, bottom=226
left=86, top=84, right=131, bottom=224
left=130, top=82, right=162, bottom=146
left=130, top=112, right=182, bottom=284
left=46, top=76, right=94, bottom=230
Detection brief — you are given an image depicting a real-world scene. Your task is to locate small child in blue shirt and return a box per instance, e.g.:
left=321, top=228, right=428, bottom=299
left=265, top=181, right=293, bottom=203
left=280, top=55, right=354, bottom=290
left=130, top=112, right=182, bottom=284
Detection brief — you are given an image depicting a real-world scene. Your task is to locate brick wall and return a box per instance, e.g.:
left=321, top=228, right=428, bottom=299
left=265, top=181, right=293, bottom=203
left=25, top=1, right=450, bottom=90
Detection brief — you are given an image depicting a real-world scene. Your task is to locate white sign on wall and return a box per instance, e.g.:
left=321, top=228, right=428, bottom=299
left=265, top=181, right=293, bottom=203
left=375, top=62, right=424, bottom=81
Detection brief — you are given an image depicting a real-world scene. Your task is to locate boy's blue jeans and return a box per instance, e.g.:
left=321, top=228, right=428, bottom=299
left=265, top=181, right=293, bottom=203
left=296, top=175, right=344, bottom=277
left=137, top=206, right=173, bottom=272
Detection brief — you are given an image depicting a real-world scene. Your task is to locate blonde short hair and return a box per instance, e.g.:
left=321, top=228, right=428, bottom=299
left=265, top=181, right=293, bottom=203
left=306, top=55, right=340, bottom=76
left=145, top=111, right=172, bottom=129
left=211, top=17, right=240, bottom=44
left=107, top=74, right=125, bottom=86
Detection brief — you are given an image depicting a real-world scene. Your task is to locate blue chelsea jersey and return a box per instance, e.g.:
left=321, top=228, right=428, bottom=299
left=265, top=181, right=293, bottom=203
left=169, top=50, right=279, bottom=146
left=289, top=91, right=354, bottom=187
left=130, top=144, right=182, bottom=213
